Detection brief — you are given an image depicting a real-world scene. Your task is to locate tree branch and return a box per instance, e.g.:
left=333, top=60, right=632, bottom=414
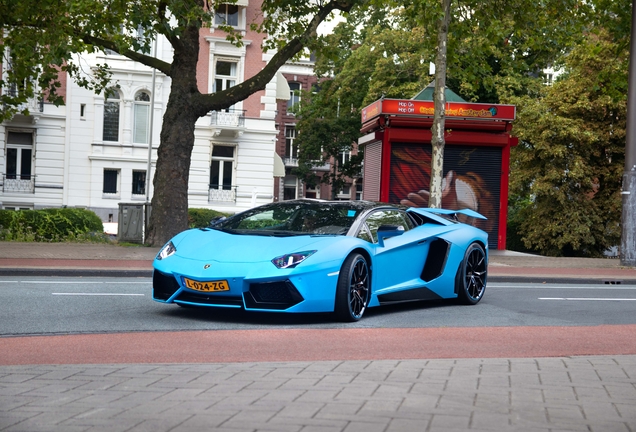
left=193, top=0, right=358, bottom=115
left=81, top=34, right=173, bottom=76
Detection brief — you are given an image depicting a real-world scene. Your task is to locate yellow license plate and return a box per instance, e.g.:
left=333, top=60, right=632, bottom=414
left=184, top=278, right=230, bottom=292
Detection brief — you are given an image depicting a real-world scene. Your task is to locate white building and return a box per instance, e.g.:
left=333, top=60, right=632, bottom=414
left=1, top=1, right=300, bottom=225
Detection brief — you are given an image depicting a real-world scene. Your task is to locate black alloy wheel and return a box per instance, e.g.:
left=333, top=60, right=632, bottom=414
left=457, top=242, right=487, bottom=305
left=335, top=253, right=370, bottom=322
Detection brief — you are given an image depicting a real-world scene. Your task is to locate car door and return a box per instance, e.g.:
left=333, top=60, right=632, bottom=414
left=357, top=209, right=429, bottom=294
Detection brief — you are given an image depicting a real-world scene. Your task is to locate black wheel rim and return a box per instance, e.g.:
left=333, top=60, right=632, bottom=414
left=465, top=247, right=487, bottom=301
left=349, top=257, right=369, bottom=319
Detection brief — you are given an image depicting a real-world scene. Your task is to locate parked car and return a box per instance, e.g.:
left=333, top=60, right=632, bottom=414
left=153, top=199, right=488, bottom=321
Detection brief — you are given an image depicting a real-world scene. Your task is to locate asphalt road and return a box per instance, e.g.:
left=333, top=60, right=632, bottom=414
left=2, top=277, right=636, bottom=337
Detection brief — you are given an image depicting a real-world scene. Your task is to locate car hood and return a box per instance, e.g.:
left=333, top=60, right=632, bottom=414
left=171, top=228, right=338, bottom=263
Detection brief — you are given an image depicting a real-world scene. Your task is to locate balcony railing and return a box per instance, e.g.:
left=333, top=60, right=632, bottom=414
left=208, top=186, right=237, bottom=203
left=210, top=110, right=245, bottom=128
left=283, top=157, right=330, bottom=171
left=2, top=175, right=35, bottom=193
left=4, top=85, right=44, bottom=114
left=284, top=157, right=298, bottom=167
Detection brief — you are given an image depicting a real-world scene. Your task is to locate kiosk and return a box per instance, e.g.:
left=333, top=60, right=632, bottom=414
left=359, top=97, right=517, bottom=250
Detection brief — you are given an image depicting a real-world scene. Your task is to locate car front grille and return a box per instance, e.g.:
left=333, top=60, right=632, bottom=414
left=175, top=291, right=243, bottom=307
left=153, top=270, right=181, bottom=301
left=244, top=280, right=304, bottom=310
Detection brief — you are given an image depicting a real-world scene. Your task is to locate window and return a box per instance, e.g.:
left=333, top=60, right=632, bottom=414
left=339, top=150, right=351, bottom=166
left=283, top=175, right=297, bottom=200
left=132, top=170, right=146, bottom=196
left=5, top=131, right=33, bottom=181
left=133, top=90, right=151, bottom=144
left=213, top=59, right=238, bottom=113
left=288, top=82, right=301, bottom=111
left=305, top=183, right=320, bottom=199
left=338, top=185, right=351, bottom=200
left=214, top=60, right=237, bottom=93
left=357, top=210, right=413, bottom=243
left=355, top=182, right=363, bottom=200
left=103, top=89, right=120, bottom=142
left=103, top=169, right=119, bottom=195
left=215, top=4, right=239, bottom=26
left=210, top=146, right=235, bottom=190
left=285, top=126, right=298, bottom=159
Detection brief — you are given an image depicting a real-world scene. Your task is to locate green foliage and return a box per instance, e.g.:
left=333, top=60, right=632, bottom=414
left=0, top=208, right=110, bottom=242
left=507, top=28, right=627, bottom=257
left=312, top=0, right=591, bottom=107
left=187, top=208, right=231, bottom=228
left=294, top=77, right=363, bottom=199
left=2, top=0, right=365, bottom=246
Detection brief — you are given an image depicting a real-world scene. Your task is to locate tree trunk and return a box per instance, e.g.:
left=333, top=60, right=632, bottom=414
left=145, top=25, right=202, bottom=246
left=429, top=0, right=452, bottom=209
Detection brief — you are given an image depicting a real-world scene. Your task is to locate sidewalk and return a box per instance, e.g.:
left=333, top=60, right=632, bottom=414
left=1, top=241, right=636, bottom=431
left=1, top=241, right=635, bottom=283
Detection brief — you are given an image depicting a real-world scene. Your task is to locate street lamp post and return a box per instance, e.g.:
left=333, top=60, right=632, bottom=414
left=144, top=37, right=158, bottom=243
left=621, top=0, right=636, bottom=266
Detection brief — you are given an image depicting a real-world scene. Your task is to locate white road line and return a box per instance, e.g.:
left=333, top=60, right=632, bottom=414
left=52, top=293, right=145, bottom=296
left=489, top=283, right=636, bottom=290
left=539, top=297, right=636, bottom=301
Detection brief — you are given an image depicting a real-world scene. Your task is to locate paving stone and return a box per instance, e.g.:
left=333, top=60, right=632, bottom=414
left=1, top=356, right=636, bottom=432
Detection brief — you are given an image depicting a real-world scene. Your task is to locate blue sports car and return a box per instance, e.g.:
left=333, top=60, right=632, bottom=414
left=153, top=200, right=488, bottom=322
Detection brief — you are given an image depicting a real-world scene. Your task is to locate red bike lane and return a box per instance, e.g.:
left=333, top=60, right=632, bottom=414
left=2, top=325, right=636, bottom=365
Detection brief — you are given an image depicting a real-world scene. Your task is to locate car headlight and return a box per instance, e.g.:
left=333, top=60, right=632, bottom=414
left=271, top=250, right=316, bottom=269
left=156, top=241, right=176, bottom=260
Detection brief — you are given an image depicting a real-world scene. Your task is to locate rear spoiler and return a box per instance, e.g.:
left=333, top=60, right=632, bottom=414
left=411, top=208, right=487, bottom=220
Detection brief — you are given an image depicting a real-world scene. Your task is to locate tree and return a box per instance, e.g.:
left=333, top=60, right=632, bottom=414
left=429, top=0, right=451, bottom=208
left=296, top=0, right=590, bottom=205
left=505, top=28, right=628, bottom=256
left=0, top=0, right=362, bottom=245
left=294, top=79, right=363, bottom=199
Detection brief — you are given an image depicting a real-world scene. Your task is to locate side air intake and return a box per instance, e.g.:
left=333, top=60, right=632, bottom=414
left=421, top=239, right=450, bottom=282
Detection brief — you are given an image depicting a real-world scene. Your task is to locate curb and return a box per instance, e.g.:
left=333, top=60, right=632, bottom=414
left=0, top=269, right=152, bottom=278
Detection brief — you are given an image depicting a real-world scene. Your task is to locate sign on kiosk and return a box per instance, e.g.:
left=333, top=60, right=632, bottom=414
left=361, top=99, right=516, bottom=122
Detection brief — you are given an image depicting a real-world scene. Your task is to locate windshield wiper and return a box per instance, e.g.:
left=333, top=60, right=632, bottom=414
left=248, top=230, right=299, bottom=237
left=209, top=227, right=243, bottom=235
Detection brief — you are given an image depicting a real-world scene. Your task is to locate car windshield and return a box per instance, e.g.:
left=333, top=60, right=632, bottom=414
left=213, top=201, right=361, bottom=236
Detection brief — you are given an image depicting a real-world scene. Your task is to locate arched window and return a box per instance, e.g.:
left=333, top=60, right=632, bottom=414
left=102, top=89, right=120, bottom=142
left=133, top=90, right=151, bottom=144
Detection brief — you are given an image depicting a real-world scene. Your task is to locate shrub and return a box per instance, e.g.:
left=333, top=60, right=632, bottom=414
left=0, top=208, right=109, bottom=242
left=188, top=208, right=231, bottom=229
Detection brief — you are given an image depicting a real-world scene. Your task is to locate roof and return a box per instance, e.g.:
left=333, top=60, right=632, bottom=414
left=412, top=82, right=467, bottom=102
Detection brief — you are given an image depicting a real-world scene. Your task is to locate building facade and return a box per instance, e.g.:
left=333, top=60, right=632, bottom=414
left=1, top=1, right=306, bottom=224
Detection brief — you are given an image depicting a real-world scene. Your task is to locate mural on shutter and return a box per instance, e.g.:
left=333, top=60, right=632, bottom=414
left=388, top=143, right=501, bottom=249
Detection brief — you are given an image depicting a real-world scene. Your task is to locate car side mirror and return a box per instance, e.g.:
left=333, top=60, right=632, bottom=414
left=377, top=225, right=405, bottom=247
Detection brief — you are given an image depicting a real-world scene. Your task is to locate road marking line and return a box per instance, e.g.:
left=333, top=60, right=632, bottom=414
left=539, top=297, right=636, bottom=301
left=32, top=281, right=149, bottom=284
left=52, top=293, right=145, bottom=296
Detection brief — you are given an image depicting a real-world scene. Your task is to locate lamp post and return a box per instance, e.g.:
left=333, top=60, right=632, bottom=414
left=144, top=37, right=158, bottom=243
left=621, top=0, right=636, bottom=266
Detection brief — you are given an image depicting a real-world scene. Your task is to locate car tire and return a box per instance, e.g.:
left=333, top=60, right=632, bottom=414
left=335, top=253, right=370, bottom=322
left=456, top=242, right=487, bottom=305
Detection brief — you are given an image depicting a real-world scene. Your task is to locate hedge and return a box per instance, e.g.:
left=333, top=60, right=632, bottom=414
left=0, top=207, right=233, bottom=242
left=0, top=208, right=107, bottom=242
left=188, top=208, right=231, bottom=228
